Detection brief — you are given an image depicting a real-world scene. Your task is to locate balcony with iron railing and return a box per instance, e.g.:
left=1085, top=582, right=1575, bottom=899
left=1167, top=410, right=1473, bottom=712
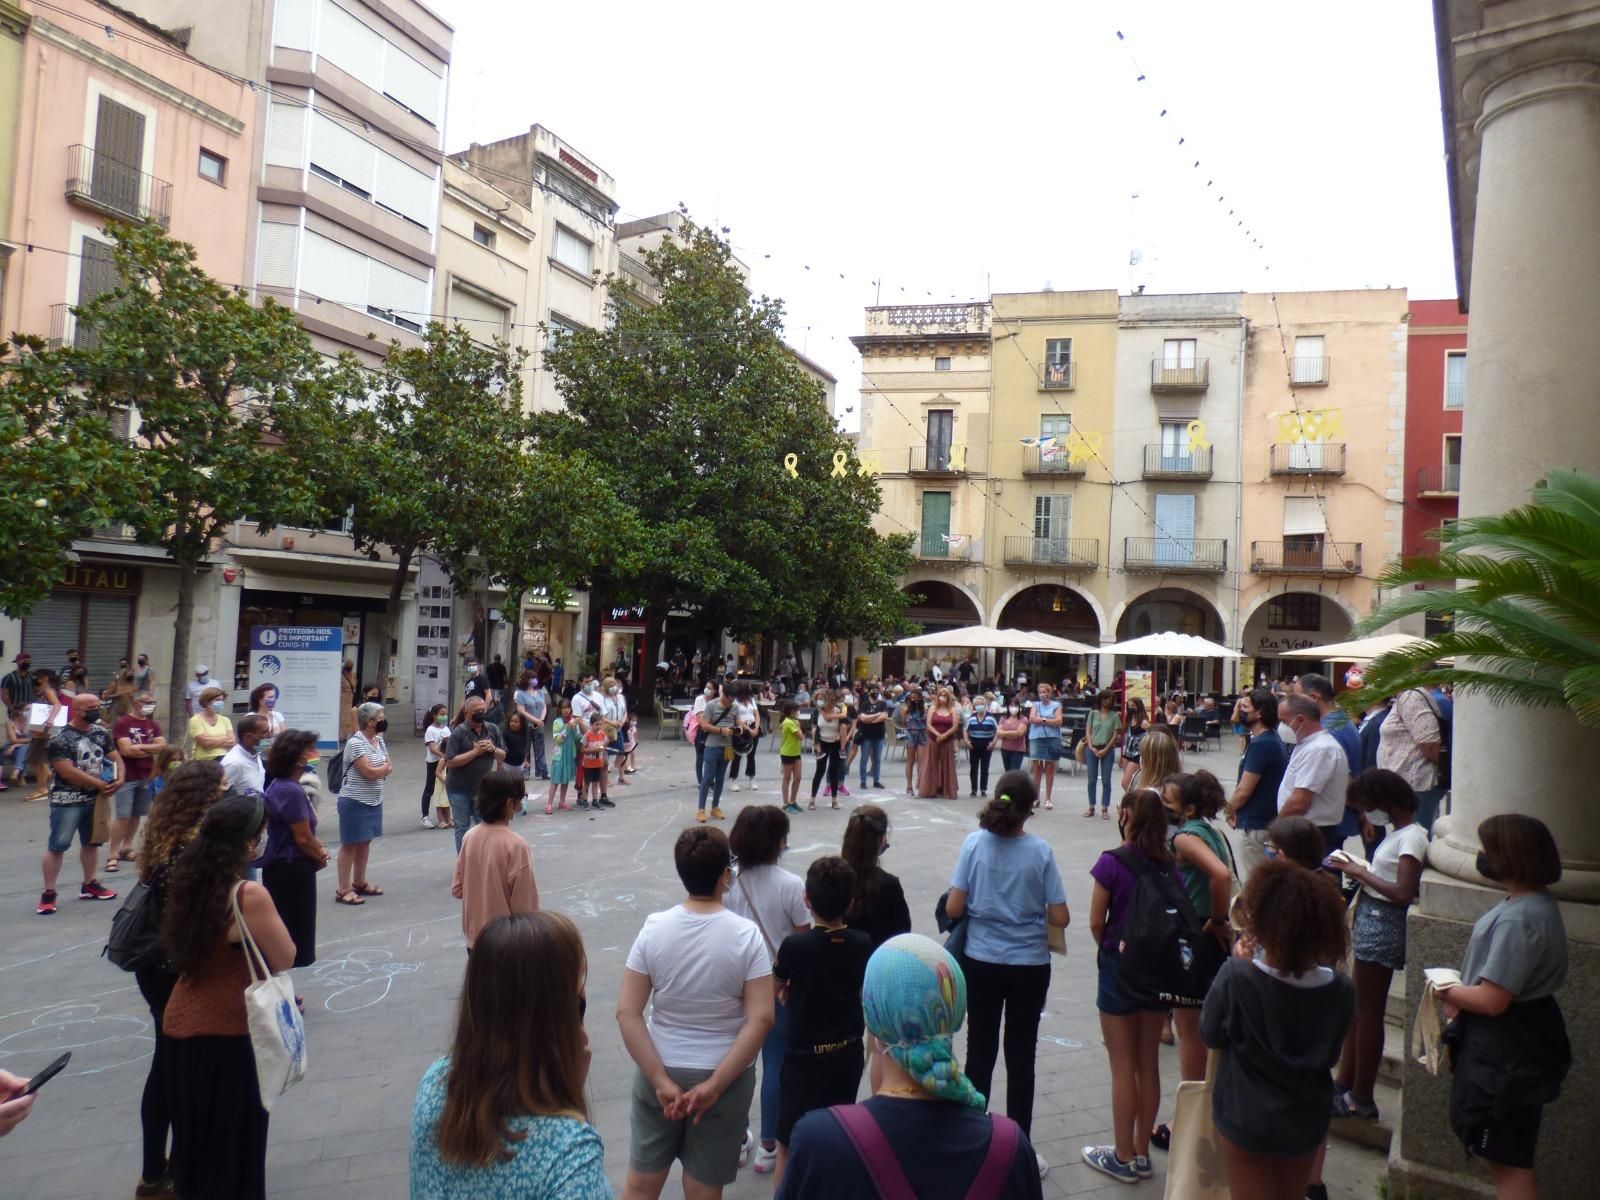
left=1250, top=540, right=1362, bottom=576
left=1142, top=444, right=1213, bottom=479
left=1003, top=536, right=1098, bottom=572
left=1150, top=357, right=1210, bottom=391
left=1021, top=445, right=1086, bottom=478
left=1270, top=441, right=1347, bottom=476
left=47, top=302, right=99, bottom=350
left=1417, top=464, right=1461, bottom=496
left=908, top=445, right=968, bottom=475
left=1123, top=537, right=1228, bottom=573
left=911, top=535, right=974, bottom=562
left=65, top=145, right=172, bottom=228
left=1038, top=361, right=1076, bottom=390
left=1288, top=355, right=1331, bottom=385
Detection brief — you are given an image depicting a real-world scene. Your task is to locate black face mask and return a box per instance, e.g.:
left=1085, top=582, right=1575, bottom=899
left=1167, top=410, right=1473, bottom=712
left=1475, top=852, right=1502, bottom=883
left=1166, top=808, right=1184, bottom=827
left=374, top=719, right=388, bottom=734
left=470, top=712, right=484, bottom=724
left=80, top=707, right=103, bottom=724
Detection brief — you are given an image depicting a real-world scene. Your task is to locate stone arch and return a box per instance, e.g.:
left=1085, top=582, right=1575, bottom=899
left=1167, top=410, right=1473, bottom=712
left=1237, top=589, right=1361, bottom=639
left=1109, top=586, right=1231, bottom=649
left=988, top=581, right=1108, bottom=641
left=903, top=578, right=984, bottom=622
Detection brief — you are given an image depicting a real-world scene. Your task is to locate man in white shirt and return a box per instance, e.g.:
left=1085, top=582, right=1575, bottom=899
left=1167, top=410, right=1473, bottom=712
left=1276, top=694, right=1349, bottom=854
left=221, top=715, right=267, bottom=794
left=184, top=665, right=211, bottom=718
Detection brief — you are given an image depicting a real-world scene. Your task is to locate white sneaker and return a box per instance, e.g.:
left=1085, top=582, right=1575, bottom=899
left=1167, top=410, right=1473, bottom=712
left=752, top=1143, right=778, bottom=1173
left=1036, top=1152, right=1049, bottom=1180
left=421, top=815, right=436, bottom=828
left=738, top=1129, right=752, bottom=1167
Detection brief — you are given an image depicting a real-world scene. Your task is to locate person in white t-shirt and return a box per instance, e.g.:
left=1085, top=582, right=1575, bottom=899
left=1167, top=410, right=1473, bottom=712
left=617, top=825, right=774, bottom=1200
left=1328, top=769, right=1427, bottom=1123
left=420, top=703, right=451, bottom=828
left=1276, top=695, right=1349, bottom=851
left=724, top=806, right=811, bottom=1172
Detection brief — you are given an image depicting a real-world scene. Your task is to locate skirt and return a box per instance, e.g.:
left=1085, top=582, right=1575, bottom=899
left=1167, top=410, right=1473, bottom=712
left=1028, top=737, right=1062, bottom=763
left=336, top=795, right=383, bottom=845
left=917, top=738, right=958, bottom=798
left=1352, top=892, right=1408, bottom=972
left=262, top=856, right=318, bottom=968
left=167, top=1034, right=269, bottom=1200
left=548, top=736, right=578, bottom=786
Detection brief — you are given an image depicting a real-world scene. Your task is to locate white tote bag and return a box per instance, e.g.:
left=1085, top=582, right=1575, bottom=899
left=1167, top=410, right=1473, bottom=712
left=1163, top=1053, right=1230, bottom=1200
left=231, top=883, right=308, bottom=1111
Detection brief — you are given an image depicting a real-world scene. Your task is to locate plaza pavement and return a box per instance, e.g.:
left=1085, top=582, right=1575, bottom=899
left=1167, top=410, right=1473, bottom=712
left=0, top=727, right=1385, bottom=1199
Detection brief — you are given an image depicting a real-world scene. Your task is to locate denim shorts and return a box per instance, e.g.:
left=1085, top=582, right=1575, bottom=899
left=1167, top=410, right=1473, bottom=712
left=114, top=779, right=153, bottom=820
left=48, top=801, right=98, bottom=853
left=1096, top=946, right=1147, bottom=1017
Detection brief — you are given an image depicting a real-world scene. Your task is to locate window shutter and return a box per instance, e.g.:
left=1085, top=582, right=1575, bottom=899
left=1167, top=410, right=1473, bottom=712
left=309, top=112, right=377, bottom=194
left=1282, top=496, right=1327, bottom=536
left=78, top=237, right=119, bottom=306
left=367, top=258, right=428, bottom=317
left=273, top=0, right=314, bottom=49
left=255, top=222, right=300, bottom=291
left=265, top=102, right=307, bottom=168
left=92, top=96, right=146, bottom=215
left=1154, top=494, right=1195, bottom=564
left=298, top=230, right=369, bottom=305
left=448, top=285, right=509, bottom=343
left=319, top=3, right=384, bottom=81
left=382, top=45, right=442, bottom=123
left=373, top=152, right=436, bottom=227
left=920, top=492, right=952, bottom=557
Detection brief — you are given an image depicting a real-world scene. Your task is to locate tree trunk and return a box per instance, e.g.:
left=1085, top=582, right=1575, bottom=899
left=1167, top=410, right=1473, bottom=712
left=170, top=559, right=197, bottom=744
left=380, top=544, right=414, bottom=705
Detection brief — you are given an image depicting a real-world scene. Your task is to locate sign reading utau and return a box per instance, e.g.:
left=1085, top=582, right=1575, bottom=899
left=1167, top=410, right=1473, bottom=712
left=249, top=626, right=344, bottom=750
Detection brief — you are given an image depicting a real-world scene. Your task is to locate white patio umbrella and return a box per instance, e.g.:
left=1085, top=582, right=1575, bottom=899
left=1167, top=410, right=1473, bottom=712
left=1103, top=632, right=1241, bottom=659
left=895, top=624, right=1094, bottom=653
left=1009, top=629, right=1100, bottom=655
left=1282, top=632, right=1430, bottom=662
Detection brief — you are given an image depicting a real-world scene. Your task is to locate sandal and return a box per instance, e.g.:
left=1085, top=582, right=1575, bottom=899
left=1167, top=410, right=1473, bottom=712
left=335, top=889, right=365, bottom=905
left=351, top=881, right=383, bottom=896
left=1103, top=809, right=1111, bottom=819
left=1083, top=808, right=1096, bottom=818
left=544, top=804, right=553, bottom=815
left=104, top=858, right=119, bottom=873
left=1332, top=1091, right=1380, bottom=1121
left=807, top=800, right=816, bottom=811
left=1044, top=799, right=1054, bottom=810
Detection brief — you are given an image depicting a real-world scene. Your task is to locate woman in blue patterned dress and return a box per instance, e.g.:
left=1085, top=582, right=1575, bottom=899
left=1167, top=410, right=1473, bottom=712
left=410, top=912, right=610, bottom=1199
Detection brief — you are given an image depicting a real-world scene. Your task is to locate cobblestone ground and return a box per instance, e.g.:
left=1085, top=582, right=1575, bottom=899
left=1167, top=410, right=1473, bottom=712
left=0, top=728, right=1385, bottom=1199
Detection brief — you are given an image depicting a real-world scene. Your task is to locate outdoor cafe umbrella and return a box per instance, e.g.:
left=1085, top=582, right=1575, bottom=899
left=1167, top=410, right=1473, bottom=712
left=895, top=624, right=1094, bottom=653
left=1103, top=630, right=1241, bottom=698
left=1281, top=632, right=1430, bottom=662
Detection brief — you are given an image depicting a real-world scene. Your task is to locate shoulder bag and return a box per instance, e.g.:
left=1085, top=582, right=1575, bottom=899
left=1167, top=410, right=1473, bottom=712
left=232, top=882, right=308, bottom=1110
left=735, top=871, right=779, bottom=964
left=829, top=1103, right=1019, bottom=1200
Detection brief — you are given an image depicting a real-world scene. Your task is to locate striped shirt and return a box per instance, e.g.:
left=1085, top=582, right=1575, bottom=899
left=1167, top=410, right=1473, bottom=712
left=339, top=731, right=388, bottom=807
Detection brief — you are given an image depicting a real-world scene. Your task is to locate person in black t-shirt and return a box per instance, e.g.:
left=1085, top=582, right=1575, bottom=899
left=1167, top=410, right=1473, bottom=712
left=772, top=856, right=874, bottom=1186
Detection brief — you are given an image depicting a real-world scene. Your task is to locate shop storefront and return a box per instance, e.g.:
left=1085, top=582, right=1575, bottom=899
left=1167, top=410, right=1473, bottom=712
left=21, top=561, right=141, bottom=680
left=599, top=603, right=648, bottom=687
left=1240, top=592, right=1353, bottom=685
left=519, top=588, right=579, bottom=674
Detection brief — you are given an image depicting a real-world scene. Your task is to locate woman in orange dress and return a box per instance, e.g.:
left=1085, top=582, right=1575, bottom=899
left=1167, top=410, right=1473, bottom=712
left=918, top=688, right=960, bottom=799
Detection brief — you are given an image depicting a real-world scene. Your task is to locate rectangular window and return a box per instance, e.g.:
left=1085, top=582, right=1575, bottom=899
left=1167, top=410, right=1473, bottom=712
left=934, top=356, right=951, bottom=371
left=1033, top=495, right=1072, bottom=561
left=553, top=226, right=592, bottom=275
left=1267, top=594, right=1321, bottom=631
left=546, top=313, right=580, bottom=352
left=920, top=491, right=952, bottom=558
left=1443, top=434, right=1462, bottom=491
left=1444, top=350, right=1467, bottom=409
left=1158, top=420, right=1193, bottom=471
left=1291, top=334, right=1327, bottom=383
left=472, top=223, right=494, bottom=248
left=448, top=283, right=510, bottom=344
left=198, top=149, right=227, bottom=185
left=1043, top=337, right=1072, bottom=387
left=926, top=409, right=954, bottom=470
left=1163, top=338, right=1197, bottom=369
left=1153, top=494, right=1196, bottom=565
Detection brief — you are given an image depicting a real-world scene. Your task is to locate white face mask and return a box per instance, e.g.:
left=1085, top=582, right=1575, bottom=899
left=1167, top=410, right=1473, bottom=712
left=209, top=699, right=225, bottom=713
left=140, top=704, right=157, bottom=717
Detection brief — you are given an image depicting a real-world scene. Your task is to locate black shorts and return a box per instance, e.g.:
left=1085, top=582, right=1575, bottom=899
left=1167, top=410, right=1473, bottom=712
left=1463, top=1103, right=1544, bottom=1170
left=776, top=1042, right=864, bottom=1146
left=582, top=766, right=605, bottom=786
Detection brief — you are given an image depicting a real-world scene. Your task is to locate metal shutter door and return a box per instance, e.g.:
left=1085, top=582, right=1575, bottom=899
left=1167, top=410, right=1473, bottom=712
left=373, top=151, right=436, bottom=228
left=84, top=596, right=132, bottom=672
left=448, top=285, right=508, bottom=343
left=265, top=101, right=307, bottom=168
left=22, top=595, right=81, bottom=670
left=319, top=3, right=384, bottom=81
left=92, top=96, right=145, bottom=216
left=382, top=45, right=441, bottom=124
left=298, top=230, right=369, bottom=306
left=309, top=111, right=376, bottom=194
left=256, top=222, right=300, bottom=291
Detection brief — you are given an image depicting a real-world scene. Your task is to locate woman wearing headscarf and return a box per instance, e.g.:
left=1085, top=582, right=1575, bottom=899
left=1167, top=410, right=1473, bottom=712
left=777, top=934, right=1045, bottom=1196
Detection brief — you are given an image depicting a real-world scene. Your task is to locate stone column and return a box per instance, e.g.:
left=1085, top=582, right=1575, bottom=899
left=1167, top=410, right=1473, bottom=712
left=1432, top=59, right=1600, bottom=898
left=1392, top=49, right=1600, bottom=1200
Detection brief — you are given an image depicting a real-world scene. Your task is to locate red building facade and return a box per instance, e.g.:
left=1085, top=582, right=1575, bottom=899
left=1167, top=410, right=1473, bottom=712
left=1404, top=299, right=1468, bottom=557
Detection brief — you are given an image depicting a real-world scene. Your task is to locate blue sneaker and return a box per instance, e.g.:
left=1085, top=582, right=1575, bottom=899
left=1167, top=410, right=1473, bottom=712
left=1082, top=1146, right=1138, bottom=1185
left=1133, top=1154, right=1153, bottom=1179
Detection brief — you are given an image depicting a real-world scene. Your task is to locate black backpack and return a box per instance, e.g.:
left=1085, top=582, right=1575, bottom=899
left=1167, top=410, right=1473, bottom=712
left=103, top=873, right=166, bottom=974
left=1111, top=847, right=1222, bottom=1009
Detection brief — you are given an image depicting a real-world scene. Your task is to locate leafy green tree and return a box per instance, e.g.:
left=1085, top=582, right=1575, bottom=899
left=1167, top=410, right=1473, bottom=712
left=1350, top=469, right=1600, bottom=726
left=0, top=337, right=133, bottom=616
left=68, top=222, right=347, bottom=724
left=538, top=218, right=912, bottom=654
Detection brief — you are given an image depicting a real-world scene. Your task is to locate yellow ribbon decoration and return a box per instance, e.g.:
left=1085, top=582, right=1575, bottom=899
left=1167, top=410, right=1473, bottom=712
left=856, top=449, right=883, bottom=477
left=1276, top=409, right=1344, bottom=444
left=1064, top=429, right=1103, bottom=466
left=948, top=443, right=967, bottom=471
left=1186, top=419, right=1211, bottom=453
left=784, top=452, right=799, bottom=478
left=831, top=450, right=849, bottom=477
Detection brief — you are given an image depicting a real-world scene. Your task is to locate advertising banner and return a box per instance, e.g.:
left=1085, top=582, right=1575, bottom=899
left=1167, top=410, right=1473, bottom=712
left=249, top=626, right=343, bottom=750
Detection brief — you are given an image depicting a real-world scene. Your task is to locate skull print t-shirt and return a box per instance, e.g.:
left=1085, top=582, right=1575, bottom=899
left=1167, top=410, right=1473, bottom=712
left=46, top=725, right=113, bottom=806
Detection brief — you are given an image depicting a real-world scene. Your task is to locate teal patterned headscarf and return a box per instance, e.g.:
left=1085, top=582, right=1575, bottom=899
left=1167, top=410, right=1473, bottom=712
left=862, top=933, right=986, bottom=1109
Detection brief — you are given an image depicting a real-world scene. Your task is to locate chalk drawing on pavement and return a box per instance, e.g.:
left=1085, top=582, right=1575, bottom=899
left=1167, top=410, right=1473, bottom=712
left=308, top=947, right=424, bottom=1013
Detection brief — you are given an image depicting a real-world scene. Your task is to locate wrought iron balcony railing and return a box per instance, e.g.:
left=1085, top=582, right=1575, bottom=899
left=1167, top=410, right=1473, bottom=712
left=1142, top=444, right=1213, bottom=479
left=1270, top=441, right=1346, bottom=475
left=1003, top=536, right=1098, bottom=571
left=1123, top=537, right=1228, bottom=573
left=1250, top=540, right=1362, bottom=576
left=65, top=144, right=172, bottom=227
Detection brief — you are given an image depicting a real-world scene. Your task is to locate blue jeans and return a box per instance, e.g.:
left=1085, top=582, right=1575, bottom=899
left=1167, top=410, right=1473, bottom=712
left=1086, top=747, right=1117, bottom=810
left=529, top=728, right=546, bottom=777
left=756, top=996, right=789, bottom=1144
left=1000, top=748, right=1025, bottom=772
left=857, top=737, right=884, bottom=786
left=1416, top=787, right=1446, bottom=834
left=449, top=790, right=476, bottom=853
left=698, top=744, right=730, bottom=811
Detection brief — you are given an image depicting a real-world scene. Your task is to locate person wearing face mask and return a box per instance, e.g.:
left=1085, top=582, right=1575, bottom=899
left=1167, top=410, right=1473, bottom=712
left=996, top=701, right=1029, bottom=774
left=132, top=653, right=153, bottom=696
left=1276, top=695, right=1351, bottom=858
left=187, top=686, right=236, bottom=760
left=1225, top=689, right=1289, bottom=880
left=605, top=678, right=633, bottom=793
left=691, top=681, right=716, bottom=787
left=421, top=703, right=452, bottom=828
left=260, top=729, right=329, bottom=981
left=445, top=697, right=508, bottom=852
left=1082, top=691, right=1123, bottom=820
left=105, top=691, right=168, bottom=872
left=335, top=701, right=392, bottom=904
left=222, top=715, right=269, bottom=795
left=853, top=687, right=888, bottom=791
left=248, top=683, right=285, bottom=750
left=463, top=660, right=489, bottom=704
left=184, top=664, right=212, bottom=719
left=570, top=679, right=615, bottom=806
left=37, top=693, right=123, bottom=913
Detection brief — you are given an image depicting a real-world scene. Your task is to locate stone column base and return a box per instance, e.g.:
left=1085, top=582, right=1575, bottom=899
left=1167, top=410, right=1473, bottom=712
left=1392, top=874, right=1600, bottom=1199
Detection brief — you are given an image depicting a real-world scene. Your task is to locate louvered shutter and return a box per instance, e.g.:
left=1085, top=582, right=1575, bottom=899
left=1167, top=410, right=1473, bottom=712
left=93, top=97, right=145, bottom=217
left=265, top=102, right=307, bottom=168
left=256, top=222, right=300, bottom=291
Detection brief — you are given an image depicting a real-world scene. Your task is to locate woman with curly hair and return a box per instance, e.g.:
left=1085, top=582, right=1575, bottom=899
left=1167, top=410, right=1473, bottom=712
left=1201, top=858, right=1354, bottom=1200
left=127, top=760, right=225, bottom=1199
left=162, top=791, right=297, bottom=1200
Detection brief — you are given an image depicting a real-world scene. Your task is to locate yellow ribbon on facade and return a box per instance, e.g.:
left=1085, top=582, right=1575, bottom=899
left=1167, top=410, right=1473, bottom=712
left=1065, top=430, right=1103, bottom=466
left=856, top=449, right=883, bottom=477
left=1186, top=419, right=1211, bottom=452
left=784, top=452, right=799, bottom=478
left=831, top=450, right=849, bottom=477
left=948, top=443, right=967, bottom=471
left=1277, top=409, right=1344, bottom=444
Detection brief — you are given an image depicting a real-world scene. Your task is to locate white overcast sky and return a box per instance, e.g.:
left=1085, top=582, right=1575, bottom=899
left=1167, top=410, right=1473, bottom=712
left=432, top=0, right=1456, bottom=426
